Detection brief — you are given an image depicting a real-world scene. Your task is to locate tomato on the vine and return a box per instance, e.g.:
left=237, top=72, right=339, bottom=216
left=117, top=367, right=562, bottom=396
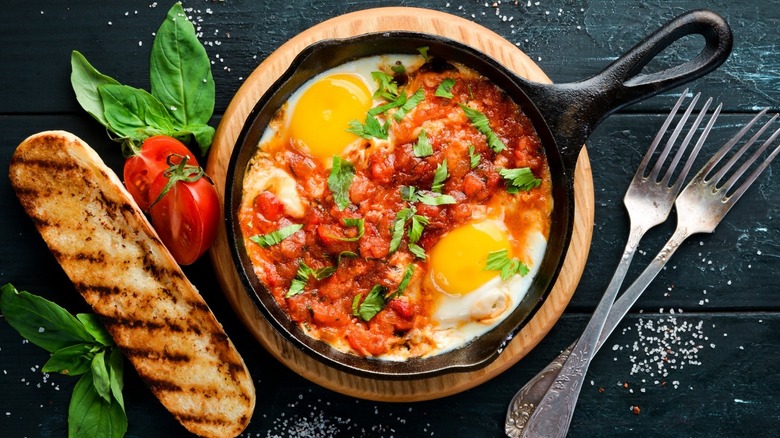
left=123, top=136, right=197, bottom=211
left=148, top=155, right=219, bottom=265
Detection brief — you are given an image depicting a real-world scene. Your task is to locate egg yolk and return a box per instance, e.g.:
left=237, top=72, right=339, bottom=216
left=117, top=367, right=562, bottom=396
left=289, top=73, right=373, bottom=160
left=427, top=220, right=513, bottom=296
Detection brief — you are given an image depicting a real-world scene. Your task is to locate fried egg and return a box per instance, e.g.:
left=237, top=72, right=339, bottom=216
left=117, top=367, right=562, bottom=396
left=426, top=219, right=547, bottom=354
left=260, top=55, right=422, bottom=164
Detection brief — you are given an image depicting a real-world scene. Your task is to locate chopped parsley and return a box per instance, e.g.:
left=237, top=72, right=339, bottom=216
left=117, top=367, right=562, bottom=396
left=468, top=144, right=480, bottom=169
left=389, top=264, right=415, bottom=299
left=400, top=185, right=417, bottom=202
left=391, top=62, right=406, bottom=75
left=347, top=113, right=389, bottom=140
left=394, top=88, right=425, bottom=121
left=326, top=217, right=365, bottom=242
left=431, top=159, right=448, bottom=193
left=389, top=206, right=430, bottom=257
left=413, top=129, right=433, bottom=157
left=389, top=207, right=416, bottom=253
left=286, top=261, right=336, bottom=297
left=460, top=104, right=506, bottom=153
left=249, top=224, right=302, bottom=248
left=434, top=78, right=456, bottom=99
left=327, top=156, right=356, bottom=210
left=352, top=285, right=388, bottom=321
left=408, top=243, right=426, bottom=260
left=417, top=192, right=456, bottom=206
left=484, top=249, right=530, bottom=280
left=371, top=71, right=399, bottom=100
left=417, top=46, right=431, bottom=62
left=499, top=167, right=542, bottom=193
left=368, top=92, right=407, bottom=117
left=409, top=214, right=429, bottom=244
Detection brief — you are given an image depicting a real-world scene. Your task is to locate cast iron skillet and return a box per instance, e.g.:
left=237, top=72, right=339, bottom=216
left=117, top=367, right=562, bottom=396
left=226, top=9, right=732, bottom=378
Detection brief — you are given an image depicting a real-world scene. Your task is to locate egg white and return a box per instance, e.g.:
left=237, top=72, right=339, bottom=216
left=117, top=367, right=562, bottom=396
left=429, top=230, right=548, bottom=355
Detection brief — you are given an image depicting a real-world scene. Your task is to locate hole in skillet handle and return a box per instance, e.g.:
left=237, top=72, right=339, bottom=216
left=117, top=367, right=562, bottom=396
left=225, top=9, right=732, bottom=379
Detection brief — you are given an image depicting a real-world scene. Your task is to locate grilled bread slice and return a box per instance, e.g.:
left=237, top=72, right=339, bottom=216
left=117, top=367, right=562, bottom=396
left=8, top=131, right=255, bottom=438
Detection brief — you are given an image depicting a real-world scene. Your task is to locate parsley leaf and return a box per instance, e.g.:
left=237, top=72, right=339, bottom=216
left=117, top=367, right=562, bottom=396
left=413, top=129, right=433, bottom=157
left=347, top=113, right=389, bottom=140
left=328, top=157, right=356, bottom=210
left=468, top=144, right=481, bottom=169
left=434, top=78, right=456, bottom=99
left=499, top=167, right=542, bottom=193
left=400, top=185, right=418, bottom=202
left=389, top=264, right=415, bottom=299
left=352, top=285, right=388, bottom=321
left=368, top=92, right=407, bottom=117
left=250, top=224, right=303, bottom=248
left=389, top=207, right=415, bottom=253
left=326, top=217, right=365, bottom=242
left=409, top=215, right=429, bottom=244
left=484, top=249, right=530, bottom=280
left=371, top=71, right=398, bottom=100
left=417, top=192, right=456, bottom=206
left=394, top=89, right=425, bottom=121
left=287, top=261, right=335, bottom=297
left=460, top=104, right=506, bottom=153
left=431, top=159, right=448, bottom=193
left=408, top=243, right=427, bottom=260
left=417, top=46, right=430, bottom=62
left=391, top=62, right=406, bottom=75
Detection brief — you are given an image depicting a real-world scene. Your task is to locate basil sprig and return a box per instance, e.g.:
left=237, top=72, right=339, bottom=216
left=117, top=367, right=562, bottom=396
left=0, top=284, right=127, bottom=438
left=71, top=3, right=215, bottom=155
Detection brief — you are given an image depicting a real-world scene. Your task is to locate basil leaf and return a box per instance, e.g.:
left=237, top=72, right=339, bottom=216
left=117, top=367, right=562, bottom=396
left=393, top=88, right=425, bottom=121
left=69, top=372, right=128, bottom=438
left=91, top=350, right=112, bottom=402
left=353, top=285, right=387, bottom=321
left=468, top=144, right=481, bottom=169
left=77, top=314, right=114, bottom=347
left=460, top=104, right=507, bottom=153
left=175, top=123, right=216, bottom=156
left=413, top=129, right=433, bottom=157
left=42, top=343, right=94, bottom=376
left=99, top=84, right=175, bottom=141
left=108, top=348, right=125, bottom=411
left=249, top=224, right=302, bottom=248
left=150, top=3, right=215, bottom=132
left=435, top=78, right=456, bottom=99
left=417, top=192, right=456, bottom=206
left=328, top=157, right=356, bottom=210
left=499, top=167, right=542, bottom=192
left=431, top=159, right=448, bottom=193
left=70, top=51, right=121, bottom=130
left=0, top=284, right=94, bottom=353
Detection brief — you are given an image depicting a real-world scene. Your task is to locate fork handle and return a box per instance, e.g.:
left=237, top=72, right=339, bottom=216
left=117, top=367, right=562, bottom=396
left=506, top=226, right=690, bottom=437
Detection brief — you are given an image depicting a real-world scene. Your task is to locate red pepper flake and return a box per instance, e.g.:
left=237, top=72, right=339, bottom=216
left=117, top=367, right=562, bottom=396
left=632, top=405, right=641, bottom=415
left=598, top=387, right=605, bottom=394
left=623, top=382, right=629, bottom=389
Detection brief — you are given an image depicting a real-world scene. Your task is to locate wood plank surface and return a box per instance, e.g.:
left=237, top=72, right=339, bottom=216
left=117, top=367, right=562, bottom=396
left=1, top=0, right=779, bottom=437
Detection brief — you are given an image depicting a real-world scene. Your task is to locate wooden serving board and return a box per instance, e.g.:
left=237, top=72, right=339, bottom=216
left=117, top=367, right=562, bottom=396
left=206, top=7, right=594, bottom=402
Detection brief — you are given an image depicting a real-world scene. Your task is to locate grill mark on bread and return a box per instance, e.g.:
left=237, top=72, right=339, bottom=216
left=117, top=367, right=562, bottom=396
left=8, top=131, right=256, bottom=438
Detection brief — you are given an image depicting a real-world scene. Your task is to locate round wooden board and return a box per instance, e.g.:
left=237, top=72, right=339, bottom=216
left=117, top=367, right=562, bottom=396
left=206, top=7, right=594, bottom=402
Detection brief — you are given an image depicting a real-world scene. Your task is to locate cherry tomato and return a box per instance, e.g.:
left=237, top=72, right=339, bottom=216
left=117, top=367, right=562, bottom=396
left=123, top=136, right=197, bottom=210
left=147, top=161, right=219, bottom=265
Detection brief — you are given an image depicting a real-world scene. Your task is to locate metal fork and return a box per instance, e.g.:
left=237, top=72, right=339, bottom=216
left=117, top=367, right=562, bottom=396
left=508, top=109, right=780, bottom=438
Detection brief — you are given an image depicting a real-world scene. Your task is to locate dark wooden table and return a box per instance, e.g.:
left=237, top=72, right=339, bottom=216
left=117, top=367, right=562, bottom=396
left=2, top=1, right=778, bottom=437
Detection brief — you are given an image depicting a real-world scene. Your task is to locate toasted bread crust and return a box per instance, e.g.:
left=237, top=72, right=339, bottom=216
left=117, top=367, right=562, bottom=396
left=8, top=131, right=255, bottom=438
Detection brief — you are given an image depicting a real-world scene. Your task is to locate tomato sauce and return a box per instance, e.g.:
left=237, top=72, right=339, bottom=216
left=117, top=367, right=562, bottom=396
left=239, top=61, right=552, bottom=358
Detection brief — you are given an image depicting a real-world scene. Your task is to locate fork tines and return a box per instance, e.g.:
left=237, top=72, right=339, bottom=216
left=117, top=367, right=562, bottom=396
left=700, top=110, right=780, bottom=203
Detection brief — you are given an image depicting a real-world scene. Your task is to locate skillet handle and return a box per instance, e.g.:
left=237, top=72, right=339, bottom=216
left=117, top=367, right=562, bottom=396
left=525, top=9, right=732, bottom=168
